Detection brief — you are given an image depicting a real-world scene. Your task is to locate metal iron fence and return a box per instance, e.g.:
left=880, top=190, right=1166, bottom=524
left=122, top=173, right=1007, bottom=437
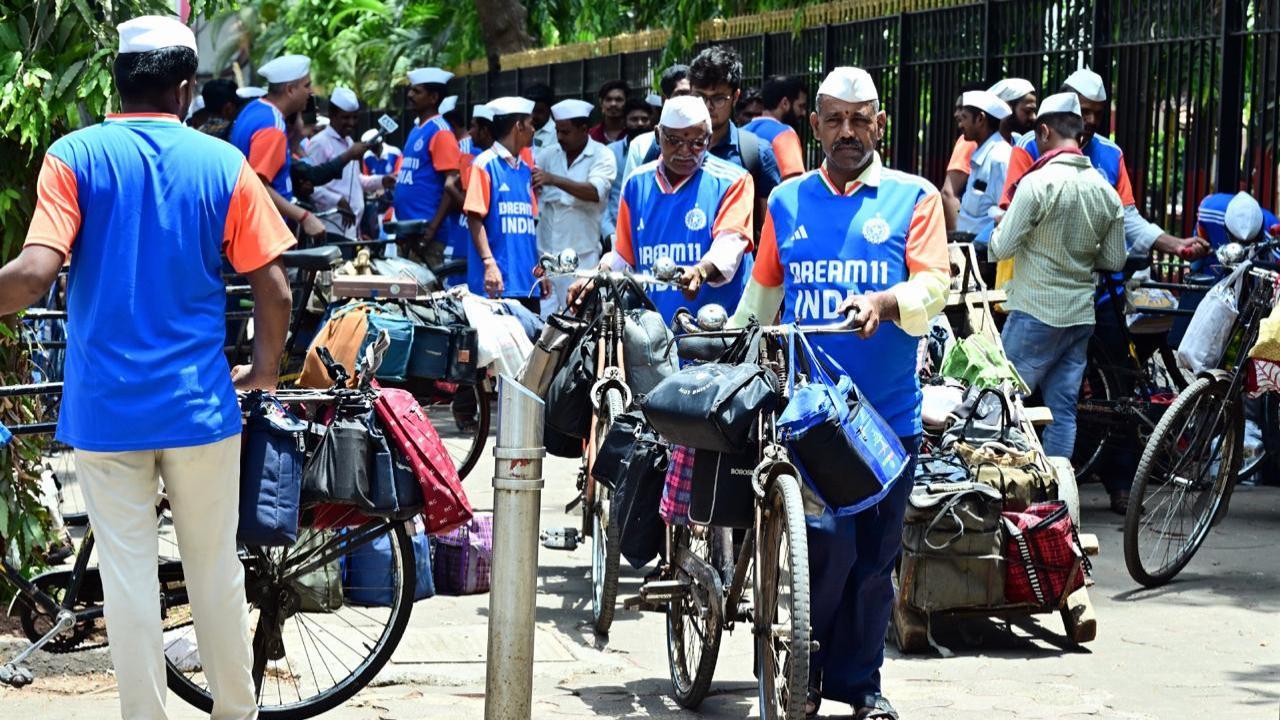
left=367, top=0, right=1280, bottom=238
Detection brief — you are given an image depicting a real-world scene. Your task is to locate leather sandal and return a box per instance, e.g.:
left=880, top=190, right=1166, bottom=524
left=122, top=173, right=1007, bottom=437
left=804, top=687, right=822, bottom=718
left=1109, top=491, right=1130, bottom=516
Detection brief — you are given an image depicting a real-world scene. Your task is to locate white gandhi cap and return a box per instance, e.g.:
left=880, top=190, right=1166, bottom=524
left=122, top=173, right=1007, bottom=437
left=473, top=104, right=495, bottom=121
left=659, top=95, right=711, bottom=130
left=361, top=128, right=380, bottom=143
left=551, top=99, right=594, bottom=121
left=259, top=54, right=311, bottom=83
left=236, top=86, right=266, bottom=99
left=1064, top=67, right=1107, bottom=102
left=488, top=96, right=535, bottom=116
left=816, top=66, right=878, bottom=104
left=1038, top=92, right=1082, bottom=117
left=407, top=67, right=452, bottom=86
left=117, top=15, right=197, bottom=54
left=645, top=93, right=662, bottom=108
left=988, top=78, right=1035, bottom=103
left=1226, top=192, right=1265, bottom=241
left=329, top=87, right=359, bottom=112
left=439, top=95, right=458, bottom=114
left=961, top=90, right=1011, bottom=120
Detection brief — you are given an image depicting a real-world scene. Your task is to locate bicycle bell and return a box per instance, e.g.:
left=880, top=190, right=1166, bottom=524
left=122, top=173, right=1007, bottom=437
left=697, top=304, right=728, bottom=331
left=653, top=254, right=679, bottom=281
left=1216, top=241, right=1247, bottom=265
left=556, top=247, right=579, bottom=273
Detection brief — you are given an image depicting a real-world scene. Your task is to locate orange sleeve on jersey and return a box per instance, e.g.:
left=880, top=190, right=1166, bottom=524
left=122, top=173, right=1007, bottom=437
left=24, top=154, right=81, bottom=259
left=614, top=197, right=635, bottom=266
left=520, top=146, right=534, bottom=168
left=906, top=192, right=950, bottom=275
left=1000, top=145, right=1034, bottom=209
left=463, top=163, right=491, bottom=218
left=224, top=161, right=296, bottom=273
left=1114, top=154, right=1137, bottom=207
left=459, top=154, right=475, bottom=191
left=711, top=172, right=756, bottom=249
left=247, top=127, right=287, bottom=183
left=751, top=209, right=784, bottom=287
left=393, top=153, right=404, bottom=175
left=771, top=130, right=805, bottom=178
left=947, top=137, right=977, bottom=175
left=429, top=130, right=462, bottom=173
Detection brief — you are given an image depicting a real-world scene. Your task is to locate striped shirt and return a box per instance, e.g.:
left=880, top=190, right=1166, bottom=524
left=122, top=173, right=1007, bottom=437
left=989, top=152, right=1127, bottom=327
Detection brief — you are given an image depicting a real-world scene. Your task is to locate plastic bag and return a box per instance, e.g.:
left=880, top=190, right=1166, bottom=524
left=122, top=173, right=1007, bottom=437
left=1176, top=264, right=1246, bottom=374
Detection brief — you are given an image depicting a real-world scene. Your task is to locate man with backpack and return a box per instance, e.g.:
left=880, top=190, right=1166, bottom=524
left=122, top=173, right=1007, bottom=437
left=0, top=16, right=295, bottom=719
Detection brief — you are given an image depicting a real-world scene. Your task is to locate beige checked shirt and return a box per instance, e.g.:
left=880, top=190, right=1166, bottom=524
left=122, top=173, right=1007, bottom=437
left=990, top=152, right=1127, bottom=327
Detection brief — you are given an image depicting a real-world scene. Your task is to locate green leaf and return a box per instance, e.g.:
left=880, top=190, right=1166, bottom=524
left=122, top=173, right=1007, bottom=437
left=54, top=59, right=85, bottom=98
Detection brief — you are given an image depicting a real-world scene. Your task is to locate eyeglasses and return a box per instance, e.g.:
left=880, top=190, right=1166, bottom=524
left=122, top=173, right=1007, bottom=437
left=660, top=132, right=710, bottom=152
left=696, top=93, right=734, bottom=110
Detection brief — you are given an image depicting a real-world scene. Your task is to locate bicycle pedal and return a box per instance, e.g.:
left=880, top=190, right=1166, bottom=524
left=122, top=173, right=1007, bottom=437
left=639, top=579, right=687, bottom=604
left=0, top=663, right=34, bottom=688
left=540, top=527, right=580, bottom=551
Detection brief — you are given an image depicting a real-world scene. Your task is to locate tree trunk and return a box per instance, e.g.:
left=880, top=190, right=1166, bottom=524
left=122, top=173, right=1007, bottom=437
left=471, top=0, right=534, bottom=73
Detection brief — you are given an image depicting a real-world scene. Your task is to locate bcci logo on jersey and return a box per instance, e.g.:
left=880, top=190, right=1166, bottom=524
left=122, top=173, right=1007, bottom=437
left=862, top=215, right=891, bottom=245
left=685, top=208, right=707, bottom=231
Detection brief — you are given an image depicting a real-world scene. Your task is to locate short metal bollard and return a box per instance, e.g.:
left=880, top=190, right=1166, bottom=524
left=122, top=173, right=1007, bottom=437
left=484, top=375, right=546, bottom=720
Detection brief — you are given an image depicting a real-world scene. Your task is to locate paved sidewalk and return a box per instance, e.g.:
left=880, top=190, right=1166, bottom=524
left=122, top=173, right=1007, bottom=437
left=3, top=445, right=1279, bottom=719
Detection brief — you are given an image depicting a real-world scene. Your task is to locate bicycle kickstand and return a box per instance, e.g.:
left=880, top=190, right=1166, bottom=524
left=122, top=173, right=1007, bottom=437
left=0, top=608, right=76, bottom=688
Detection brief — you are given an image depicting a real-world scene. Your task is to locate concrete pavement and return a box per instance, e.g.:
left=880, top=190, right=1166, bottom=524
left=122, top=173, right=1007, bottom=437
left=3, top=442, right=1279, bottom=719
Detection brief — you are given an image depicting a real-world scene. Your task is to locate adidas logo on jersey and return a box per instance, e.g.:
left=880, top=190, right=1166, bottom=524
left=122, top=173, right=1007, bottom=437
left=637, top=218, right=646, bottom=231
left=498, top=182, right=511, bottom=192
left=790, top=225, right=810, bottom=242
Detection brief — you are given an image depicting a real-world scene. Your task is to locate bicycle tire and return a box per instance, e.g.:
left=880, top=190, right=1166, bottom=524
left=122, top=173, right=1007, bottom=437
left=590, top=387, right=625, bottom=636
left=165, top=521, right=416, bottom=719
left=755, top=475, right=811, bottom=720
left=665, top=525, right=723, bottom=709
left=1124, top=376, right=1242, bottom=588
left=1072, top=348, right=1119, bottom=481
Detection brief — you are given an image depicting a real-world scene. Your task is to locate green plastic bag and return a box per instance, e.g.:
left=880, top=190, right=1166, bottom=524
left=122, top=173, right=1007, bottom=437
left=938, top=335, right=1028, bottom=393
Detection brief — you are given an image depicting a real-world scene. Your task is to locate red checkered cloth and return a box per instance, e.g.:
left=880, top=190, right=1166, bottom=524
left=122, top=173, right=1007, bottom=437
left=660, top=445, right=695, bottom=525
left=1002, top=501, right=1088, bottom=607
left=1247, top=358, right=1280, bottom=398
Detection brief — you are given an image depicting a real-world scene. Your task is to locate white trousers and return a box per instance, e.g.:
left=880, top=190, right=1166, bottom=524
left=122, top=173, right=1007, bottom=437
left=76, top=435, right=257, bottom=720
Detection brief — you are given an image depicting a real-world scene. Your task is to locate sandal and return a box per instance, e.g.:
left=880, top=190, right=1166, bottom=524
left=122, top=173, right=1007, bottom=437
left=804, top=687, right=822, bottom=718
left=1109, top=491, right=1130, bottom=516
left=855, top=694, right=899, bottom=720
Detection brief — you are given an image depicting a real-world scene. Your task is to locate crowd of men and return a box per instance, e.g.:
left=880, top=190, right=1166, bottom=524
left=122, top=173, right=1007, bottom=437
left=4, top=13, right=1280, bottom=720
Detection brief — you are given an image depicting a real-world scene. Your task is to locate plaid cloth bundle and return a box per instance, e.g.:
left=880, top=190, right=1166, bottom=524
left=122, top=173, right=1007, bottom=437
left=660, top=445, right=695, bottom=525
left=432, top=512, right=493, bottom=595
left=1001, top=501, right=1089, bottom=607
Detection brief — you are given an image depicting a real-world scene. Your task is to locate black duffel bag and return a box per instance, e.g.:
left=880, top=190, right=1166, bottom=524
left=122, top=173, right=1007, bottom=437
left=688, top=446, right=758, bottom=528
left=520, top=312, right=590, bottom=398
left=609, top=417, right=670, bottom=569
left=302, top=410, right=376, bottom=510
left=639, top=362, right=778, bottom=453
left=404, top=296, right=478, bottom=384
left=545, top=333, right=597, bottom=439
left=592, top=411, right=649, bottom=491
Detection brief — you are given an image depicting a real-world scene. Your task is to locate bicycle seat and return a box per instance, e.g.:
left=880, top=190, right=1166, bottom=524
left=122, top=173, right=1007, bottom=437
left=1122, top=253, right=1152, bottom=278
left=279, top=246, right=341, bottom=271
left=383, top=219, right=429, bottom=238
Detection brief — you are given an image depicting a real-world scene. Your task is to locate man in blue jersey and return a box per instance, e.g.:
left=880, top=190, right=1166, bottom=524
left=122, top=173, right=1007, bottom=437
left=622, top=64, right=692, bottom=189
left=570, top=95, right=755, bottom=322
left=395, top=67, right=464, bottom=265
left=744, top=75, right=808, bottom=179
left=0, top=17, right=295, bottom=719
left=463, top=97, right=541, bottom=307
left=231, top=53, right=325, bottom=237
left=731, top=66, right=949, bottom=719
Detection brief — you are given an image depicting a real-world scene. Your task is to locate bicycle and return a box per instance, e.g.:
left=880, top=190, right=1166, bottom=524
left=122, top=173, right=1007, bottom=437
left=640, top=319, right=857, bottom=720
left=3, top=339, right=422, bottom=719
left=540, top=253, right=688, bottom=636
left=1123, top=238, right=1280, bottom=587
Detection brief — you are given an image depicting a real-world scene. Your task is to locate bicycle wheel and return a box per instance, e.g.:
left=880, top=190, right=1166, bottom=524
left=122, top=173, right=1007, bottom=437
left=589, top=386, right=624, bottom=636
left=665, top=524, right=723, bottom=709
left=1124, top=376, right=1242, bottom=587
left=1072, top=350, right=1118, bottom=480
left=755, top=475, right=811, bottom=720
left=165, top=518, right=416, bottom=719
left=415, top=381, right=491, bottom=481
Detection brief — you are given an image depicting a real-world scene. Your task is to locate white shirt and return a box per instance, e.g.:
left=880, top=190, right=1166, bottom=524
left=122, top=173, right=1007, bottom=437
left=534, top=138, right=617, bottom=257
left=305, top=126, right=385, bottom=238
left=533, top=120, right=558, bottom=152
left=956, top=130, right=1012, bottom=246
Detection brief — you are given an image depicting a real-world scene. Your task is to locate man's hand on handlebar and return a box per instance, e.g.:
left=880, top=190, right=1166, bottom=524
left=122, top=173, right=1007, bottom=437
left=1154, top=234, right=1210, bottom=261
left=381, top=175, right=397, bottom=190
left=231, top=364, right=279, bottom=392
left=835, top=294, right=878, bottom=339
left=679, top=264, right=707, bottom=300
left=300, top=212, right=326, bottom=238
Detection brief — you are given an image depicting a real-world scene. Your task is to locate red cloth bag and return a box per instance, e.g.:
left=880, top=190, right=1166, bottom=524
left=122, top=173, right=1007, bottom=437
left=374, top=387, right=473, bottom=535
left=1001, top=500, right=1088, bottom=607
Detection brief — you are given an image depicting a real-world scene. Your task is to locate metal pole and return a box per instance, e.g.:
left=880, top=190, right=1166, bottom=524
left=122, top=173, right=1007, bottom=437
left=484, top=375, right=546, bottom=720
